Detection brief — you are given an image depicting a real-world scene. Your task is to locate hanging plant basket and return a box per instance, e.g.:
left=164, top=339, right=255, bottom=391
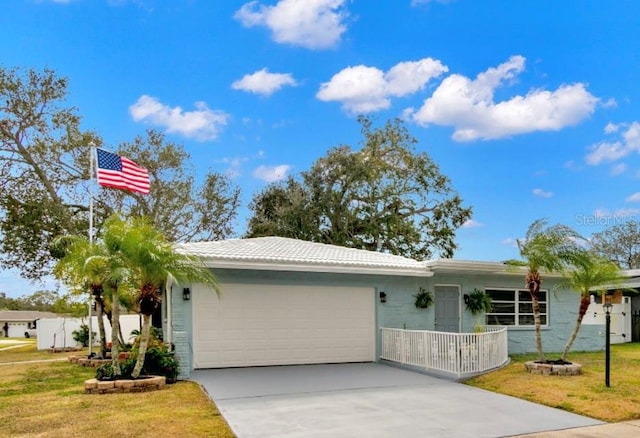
left=413, top=287, right=434, bottom=309
left=465, top=289, right=492, bottom=315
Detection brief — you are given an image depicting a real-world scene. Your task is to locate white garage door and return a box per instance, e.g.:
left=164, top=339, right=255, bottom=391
left=192, top=283, right=376, bottom=368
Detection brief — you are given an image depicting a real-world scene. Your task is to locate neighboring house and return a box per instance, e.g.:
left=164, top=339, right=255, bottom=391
left=165, top=237, right=605, bottom=379
left=0, top=310, right=58, bottom=338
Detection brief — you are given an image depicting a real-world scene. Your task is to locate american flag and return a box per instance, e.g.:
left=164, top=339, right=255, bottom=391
left=95, top=148, right=151, bottom=194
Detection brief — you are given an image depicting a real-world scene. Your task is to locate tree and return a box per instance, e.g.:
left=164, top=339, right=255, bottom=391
left=95, top=130, right=241, bottom=243
left=0, top=67, right=96, bottom=280
left=52, top=234, right=122, bottom=359
left=0, top=290, right=84, bottom=314
left=247, top=117, right=473, bottom=260
left=0, top=67, right=240, bottom=283
left=515, top=219, right=583, bottom=362
left=107, top=215, right=218, bottom=379
left=590, top=221, right=640, bottom=270
left=557, top=251, right=624, bottom=361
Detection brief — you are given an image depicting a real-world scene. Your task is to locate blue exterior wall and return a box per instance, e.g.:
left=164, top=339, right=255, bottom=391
left=169, top=268, right=606, bottom=378
left=167, top=282, right=193, bottom=380
left=411, top=273, right=604, bottom=356
left=169, top=268, right=427, bottom=378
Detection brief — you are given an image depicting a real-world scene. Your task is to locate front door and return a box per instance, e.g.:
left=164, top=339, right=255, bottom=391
left=434, top=285, right=460, bottom=332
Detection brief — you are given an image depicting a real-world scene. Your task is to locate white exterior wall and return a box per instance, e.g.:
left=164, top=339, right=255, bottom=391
left=36, top=315, right=141, bottom=350
left=582, top=295, right=632, bottom=344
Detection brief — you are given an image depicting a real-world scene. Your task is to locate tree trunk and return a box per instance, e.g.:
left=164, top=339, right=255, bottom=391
left=95, top=298, right=108, bottom=359
left=532, top=294, right=545, bottom=362
left=527, top=270, right=545, bottom=362
left=561, top=295, right=590, bottom=361
left=111, top=289, right=121, bottom=376
left=131, top=313, right=151, bottom=379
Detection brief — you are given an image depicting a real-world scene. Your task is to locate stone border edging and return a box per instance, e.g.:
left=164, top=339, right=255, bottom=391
left=84, top=376, right=166, bottom=394
left=524, top=361, right=582, bottom=376
left=68, top=355, right=111, bottom=368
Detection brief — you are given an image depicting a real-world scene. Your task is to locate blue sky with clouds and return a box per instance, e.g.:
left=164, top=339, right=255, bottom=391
left=1, top=0, right=640, bottom=297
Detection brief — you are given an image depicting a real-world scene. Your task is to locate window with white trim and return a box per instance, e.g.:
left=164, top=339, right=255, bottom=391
left=485, top=288, right=547, bottom=326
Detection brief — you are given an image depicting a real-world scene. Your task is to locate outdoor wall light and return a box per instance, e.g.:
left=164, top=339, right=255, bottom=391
left=183, top=288, right=191, bottom=301
left=463, top=294, right=470, bottom=305
left=379, top=291, right=387, bottom=303
left=603, top=295, right=613, bottom=387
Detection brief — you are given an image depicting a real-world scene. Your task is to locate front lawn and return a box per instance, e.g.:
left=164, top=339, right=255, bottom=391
left=466, top=343, right=640, bottom=422
left=0, top=344, right=235, bottom=437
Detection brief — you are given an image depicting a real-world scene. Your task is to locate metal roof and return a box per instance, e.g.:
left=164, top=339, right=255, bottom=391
left=176, top=236, right=432, bottom=277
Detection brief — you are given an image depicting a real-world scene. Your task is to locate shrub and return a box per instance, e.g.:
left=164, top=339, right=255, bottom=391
left=94, top=327, right=179, bottom=383
left=135, top=344, right=179, bottom=383
left=72, top=323, right=96, bottom=347
left=95, top=363, right=116, bottom=381
left=96, top=343, right=179, bottom=383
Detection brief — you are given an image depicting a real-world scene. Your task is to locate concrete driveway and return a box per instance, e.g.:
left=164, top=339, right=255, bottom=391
left=191, top=363, right=602, bottom=438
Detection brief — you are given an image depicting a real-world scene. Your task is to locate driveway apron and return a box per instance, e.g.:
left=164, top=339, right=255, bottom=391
left=191, top=363, right=602, bottom=438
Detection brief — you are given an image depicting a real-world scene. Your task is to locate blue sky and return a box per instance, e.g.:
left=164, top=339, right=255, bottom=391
left=1, top=0, right=640, bottom=297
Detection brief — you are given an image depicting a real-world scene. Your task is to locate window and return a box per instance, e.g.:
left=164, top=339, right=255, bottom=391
left=485, top=288, right=547, bottom=326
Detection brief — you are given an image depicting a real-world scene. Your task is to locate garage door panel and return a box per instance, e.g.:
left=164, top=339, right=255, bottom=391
left=193, top=283, right=375, bottom=368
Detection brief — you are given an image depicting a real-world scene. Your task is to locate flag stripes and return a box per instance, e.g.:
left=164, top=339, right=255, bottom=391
left=95, top=148, right=150, bottom=194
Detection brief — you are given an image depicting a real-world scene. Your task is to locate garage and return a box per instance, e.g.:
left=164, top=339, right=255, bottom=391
left=192, top=283, right=376, bottom=368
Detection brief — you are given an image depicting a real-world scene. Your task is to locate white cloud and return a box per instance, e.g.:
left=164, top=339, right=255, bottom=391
left=409, top=55, right=598, bottom=141
left=316, top=58, right=447, bottom=114
left=462, top=219, right=483, bottom=228
left=215, top=156, right=249, bottom=179
left=604, top=122, right=620, bottom=134
left=129, top=95, right=229, bottom=141
left=532, top=188, right=553, bottom=198
left=585, top=121, right=640, bottom=165
left=234, top=0, right=348, bottom=50
left=594, top=208, right=640, bottom=219
left=564, top=160, right=581, bottom=171
left=253, top=164, right=291, bottom=182
left=611, top=163, right=627, bottom=176
left=501, top=237, right=518, bottom=248
left=626, top=193, right=640, bottom=202
left=601, top=98, right=617, bottom=108
left=232, top=68, right=297, bottom=96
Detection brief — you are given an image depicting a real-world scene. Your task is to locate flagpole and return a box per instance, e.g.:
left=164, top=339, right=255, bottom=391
left=88, top=143, right=95, bottom=357
left=89, top=144, right=95, bottom=245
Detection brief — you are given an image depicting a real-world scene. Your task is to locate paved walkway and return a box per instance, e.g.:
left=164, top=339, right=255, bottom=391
left=514, top=420, right=640, bottom=437
left=192, top=363, right=603, bottom=438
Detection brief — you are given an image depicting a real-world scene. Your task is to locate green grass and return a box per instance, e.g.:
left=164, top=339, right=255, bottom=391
left=0, top=343, right=235, bottom=437
left=0, top=342, right=87, bottom=363
left=466, top=343, right=640, bottom=422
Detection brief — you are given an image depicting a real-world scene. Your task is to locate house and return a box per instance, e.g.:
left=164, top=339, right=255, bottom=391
left=164, top=237, right=605, bottom=379
left=0, top=310, right=58, bottom=338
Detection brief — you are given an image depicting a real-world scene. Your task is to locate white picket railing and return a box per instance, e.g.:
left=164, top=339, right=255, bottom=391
left=380, top=327, right=509, bottom=379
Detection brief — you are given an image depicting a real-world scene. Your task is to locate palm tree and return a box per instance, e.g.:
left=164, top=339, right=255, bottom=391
left=557, top=251, right=624, bottom=361
left=109, top=215, right=219, bottom=379
left=516, top=219, right=583, bottom=362
left=53, top=236, right=113, bottom=359
left=53, top=227, right=134, bottom=375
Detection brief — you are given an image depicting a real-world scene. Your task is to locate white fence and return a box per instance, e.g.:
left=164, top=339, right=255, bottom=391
left=36, top=315, right=142, bottom=350
left=380, top=327, right=509, bottom=379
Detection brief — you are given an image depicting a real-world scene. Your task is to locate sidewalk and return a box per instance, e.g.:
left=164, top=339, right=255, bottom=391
left=0, top=339, right=33, bottom=352
left=514, top=420, right=640, bottom=437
